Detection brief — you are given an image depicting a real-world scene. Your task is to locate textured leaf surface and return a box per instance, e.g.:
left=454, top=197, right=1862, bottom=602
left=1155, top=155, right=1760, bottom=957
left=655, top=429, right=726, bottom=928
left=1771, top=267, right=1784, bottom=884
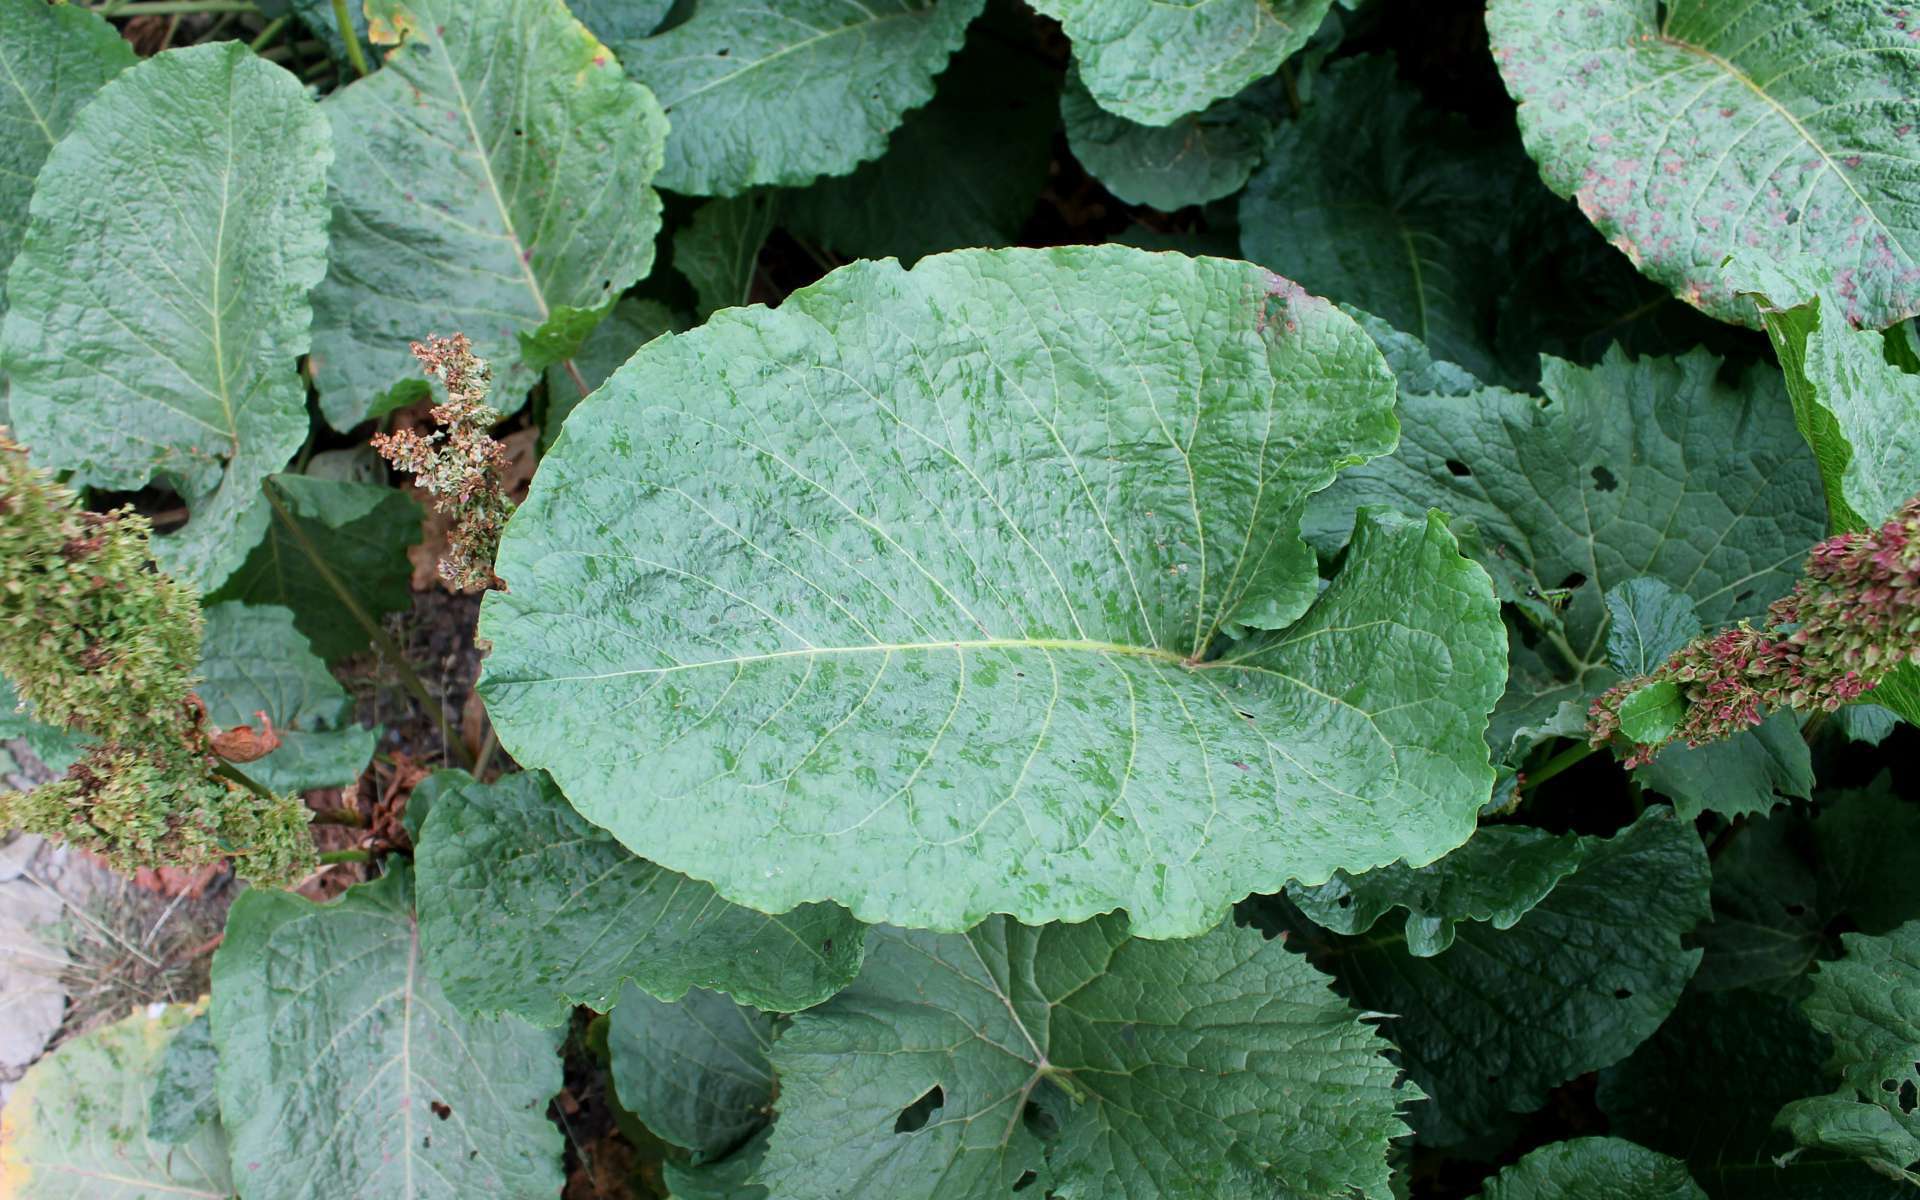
left=1305, top=346, right=1823, bottom=778
left=1487, top=0, right=1920, bottom=328
left=1240, top=57, right=1523, bottom=382
left=1477, top=1138, right=1705, bottom=1200
left=780, top=22, right=1057, bottom=263
left=197, top=602, right=375, bottom=795
left=1304, top=809, right=1708, bottom=1143
left=146, top=1012, right=219, bottom=1145
left=676, top=194, right=778, bottom=319
left=1291, top=824, right=1593, bottom=957
left=605, top=985, right=773, bottom=1154
left=759, top=916, right=1413, bottom=1200
left=1606, top=578, right=1703, bottom=677
left=213, top=865, right=564, bottom=1200
left=207, top=474, right=423, bottom=664
left=0, top=0, right=133, bottom=406
left=1061, top=70, right=1276, bottom=210
left=1599, top=987, right=1910, bottom=1199
left=616, top=0, right=984, bottom=196
left=662, top=1129, right=768, bottom=1200
left=413, top=770, right=865, bottom=1023
left=0, top=1004, right=231, bottom=1199
left=308, top=0, right=668, bottom=428
left=1777, top=922, right=1920, bottom=1182
left=2, top=42, right=330, bottom=591
left=540, top=297, right=686, bottom=452
left=1635, top=711, right=1813, bottom=821
left=1031, top=0, right=1333, bottom=124
left=566, top=0, right=672, bottom=44
left=480, top=245, right=1507, bottom=938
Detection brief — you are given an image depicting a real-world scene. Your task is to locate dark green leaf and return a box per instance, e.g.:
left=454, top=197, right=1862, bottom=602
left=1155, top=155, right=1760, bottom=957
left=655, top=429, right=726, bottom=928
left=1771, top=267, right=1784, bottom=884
left=1062, top=71, right=1278, bottom=210
left=1476, top=1137, right=1705, bottom=1200
left=605, top=984, right=772, bottom=1154
left=146, top=1013, right=218, bottom=1145
left=1635, top=711, right=1814, bottom=822
left=1606, top=579, right=1703, bottom=677
left=412, top=770, right=866, bottom=1023
left=676, top=194, right=779, bottom=319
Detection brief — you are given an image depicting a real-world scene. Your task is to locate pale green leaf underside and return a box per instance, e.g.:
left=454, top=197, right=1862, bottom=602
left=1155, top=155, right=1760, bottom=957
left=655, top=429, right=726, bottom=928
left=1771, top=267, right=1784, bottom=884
left=412, top=769, right=866, bottom=1022
left=2, top=42, right=330, bottom=591
left=617, top=0, right=984, bottom=196
left=1488, top=0, right=1920, bottom=328
left=197, top=602, right=376, bottom=795
left=309, top=0, right=667, bottom=429
left=213, top=866, right=565, bottom=1200
left=1477, top=1138, right=1706, bottom=1200
left=0, top=0, right=133, bottom=345
left=480, top=245, right=1506, bottom=938
left=1777, top=922, right=1920, bottom=1183
left=1031, top=0, right=1334, bottom=125
left=1061, top=69, right=1275, bottom=211
left=761, top=916, right=1412, bottom=1200
left=605, top=985, right=773, bottom=1155
left=0, top=1005, right=231, bottom=1200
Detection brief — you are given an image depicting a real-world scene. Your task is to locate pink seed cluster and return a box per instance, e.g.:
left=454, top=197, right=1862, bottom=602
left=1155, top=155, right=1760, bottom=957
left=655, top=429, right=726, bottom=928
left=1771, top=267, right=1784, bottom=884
left=1590, top=493, right=1920, bottom=765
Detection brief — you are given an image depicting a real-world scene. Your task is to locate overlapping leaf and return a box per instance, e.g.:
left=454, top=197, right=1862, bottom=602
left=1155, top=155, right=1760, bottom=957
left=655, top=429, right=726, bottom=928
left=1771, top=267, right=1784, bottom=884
left=1296, top=809, right=1709, bottom=1144
left=412, top=770, right=866, bottom=1023
left=1241, top=57, right=1525, bottom=382
left=2, top=43, right=330, bottom=591
left=1063, top=70, right=1279, bottom=211
left=480, top=245, right=1507, bottom=938
left=1032, top=0, right=1333, bottom=124
left=308, top=0, right=668, bottom=428
left=213, top=865, right=565, bottom=1200
left=0, top=1004, right=231, bottom=1199
left=1487, top=0, right=1920, bottom=327
left=605, top=985, right=773, bottom=1155
left=676, top=194, right=779, bottom=319
left=760, top=916, right=1414, bottom=1200
left=1476, top=1138, right=1705, bottom=1200
left=146, top=1013, right=218, bottom=1145
left=0, top=0, right=132, bottom=420
left=196, top=602, right=376, bottom=794
left=540, top=297, right=686, bottom=451
left=615, top=0, right=984, bottom=196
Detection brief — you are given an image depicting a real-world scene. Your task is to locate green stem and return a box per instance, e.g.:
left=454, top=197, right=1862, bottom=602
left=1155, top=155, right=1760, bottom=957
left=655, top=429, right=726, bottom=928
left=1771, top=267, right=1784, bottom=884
left=332, top=0, right=371, bottom=77
left=211, top=760, right=277, bottom=803
left=311, top=807, right=368, bottom=828
left=247, top=12, right=291, bottom=51
left=103, top=0, right=257, bottom=14
left=262, top=482, right=474, bottom=770
left=318, top=848, right=371, bottom=865
left=1521, top=741, right=1599, bottom=793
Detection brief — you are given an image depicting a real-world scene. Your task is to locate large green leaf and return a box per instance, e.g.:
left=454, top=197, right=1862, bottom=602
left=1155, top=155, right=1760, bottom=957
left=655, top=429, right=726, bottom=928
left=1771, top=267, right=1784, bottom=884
left=479, top=245, right=1507, bottom=938
left=1240, top=56, right=1524, bottom=383
left=0, top=1004, right=231, bottom=1200
left=412, top=770, right=866, bottom=1023
left=1307, top=344, right=1824, bottom=783
left=780, top=18, right=1058, bottom=263
left=1777, top=922, right=1920, bottom=1184
left=213, top=864, right=565, bottom=1200
left=0, top=0, right=133, bottom=418
left=2, top=42, right=330, bottom=591
left=197, top=602, right=376, bottom=795
left=1300, top=809, right=1709, bottom=1144
left=1635, top=711, right=1814, bottom=822
left=1599, top=988, right=1912, bottom=1199
left=1476, top=1138, right=1705, bottom=1200
left=1487, top=0, right=1920, bottom=328
left=540, top=297, right=686, bottom=452
left=1062, top=70, right=1279, bottom=211
left=604, top=984, right=773, bottom=1155
left=206, top=473, right=423, bottom=664
left=675, top=194, right=779, bottom=319
left=615, top=0, right=984, bottom=196
left=1031, top=0, right=1334, bottom=124
left=759, top=916, right=1414, bottom=1200
left=566, top=0, right=672, bottom=44
left=307, top=0, right=668, bottom=428
left=146, top=1013, right=219, bottom=1146
left=1290, top=824, right=1594, bottom=957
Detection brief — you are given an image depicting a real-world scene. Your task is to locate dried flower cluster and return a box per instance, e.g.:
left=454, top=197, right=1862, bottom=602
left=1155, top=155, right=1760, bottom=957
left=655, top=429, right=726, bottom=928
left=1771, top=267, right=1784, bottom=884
left=373, top=334, right=513, bottom=591
left=1590, top=492, right=1920, bottom=764
left=0, top=433, right=313, bottom=884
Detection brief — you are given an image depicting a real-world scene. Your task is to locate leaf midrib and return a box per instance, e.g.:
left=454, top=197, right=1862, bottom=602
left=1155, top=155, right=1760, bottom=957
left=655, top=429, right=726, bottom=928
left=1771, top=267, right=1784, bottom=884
left=657, top=8, right=921, bottom=108
left=530, top=637, right=1203, bottom=682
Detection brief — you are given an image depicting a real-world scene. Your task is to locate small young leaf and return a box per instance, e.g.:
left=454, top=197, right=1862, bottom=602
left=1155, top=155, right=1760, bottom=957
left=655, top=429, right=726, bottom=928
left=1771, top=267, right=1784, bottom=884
left=2, top=43, right=331, bottom=591
left=1617, top=681, right=1686, bottom=745
left=605, top=985, right=773, bottom=1155
left=1605, top=579, right=1704, bottom=677
left=675, top=194, right=780, bottom=319
left=412, top=770, right=866, bottom=1022
left=213, top=864, right=566, bottom=1200
left=1475, top=1138, right=1705, bottom=1200
left=539, top=298, right=687, bottom=451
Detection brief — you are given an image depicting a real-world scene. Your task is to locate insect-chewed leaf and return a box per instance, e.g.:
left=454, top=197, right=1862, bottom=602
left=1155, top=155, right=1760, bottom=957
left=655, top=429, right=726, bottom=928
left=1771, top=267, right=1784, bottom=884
left=1487, top=0, right=1920, bottom=328
left=1, top=42, right=330, bottom=591
left=760, top=916, right=1414, bottom=1200
left=479, top=245, right=1508, bottom=938
left=307, top=0, right=668, bottom=428
left=212, top=864, right=565, bottom=1200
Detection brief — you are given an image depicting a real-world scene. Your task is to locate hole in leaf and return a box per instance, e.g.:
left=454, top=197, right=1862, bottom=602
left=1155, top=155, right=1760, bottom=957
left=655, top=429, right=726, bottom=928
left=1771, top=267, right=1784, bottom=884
left=1613, top=988, right=1633, bottom=1000
left=822, top=938, right=834, bottom=954
left=1022, top=1098, right=1061, bottom=1143
left=1590, top=465, right=1619, bottom=492
left=1735, top=589, right=1755, bottom=605
left=1884, top=1079, right=1900, bottom=1092
left=895, top=1087, right=944, bottom=1133
left=1901, top=1080, right=1917, bottom=1114
left=1445, top=459, right=1473, bottom=478
left=1784, top=902, right=1807, bottom=917
left=1558, top=572, right=1587, bottom=592
left=430, top=1100, right=452, bottom=1120
left=1336, top=895, right=1352, bottom=908
left=1013, top=1171, right=1038, bottom=1192
left=423, top=1135, right=432, bottom=1148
